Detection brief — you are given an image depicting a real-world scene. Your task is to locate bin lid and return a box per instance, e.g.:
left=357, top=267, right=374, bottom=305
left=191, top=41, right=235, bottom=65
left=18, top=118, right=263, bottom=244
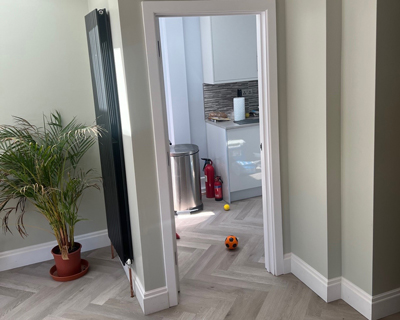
left=170, top=144, right=199, bottom=157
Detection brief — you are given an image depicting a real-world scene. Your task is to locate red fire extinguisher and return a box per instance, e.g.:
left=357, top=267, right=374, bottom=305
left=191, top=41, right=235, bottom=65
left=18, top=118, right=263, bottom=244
left=214, top=176, right=223, bottom=201
left=202, top=158, right=215, bottom=198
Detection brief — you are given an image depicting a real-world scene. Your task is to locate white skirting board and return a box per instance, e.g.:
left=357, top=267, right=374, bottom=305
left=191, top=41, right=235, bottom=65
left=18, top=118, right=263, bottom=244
left=284, top=253, right=400, bottom=320
left=120, top=260, right=170, bottom=315
left=289, top=253, right=341, bottom=303
left=341, top=277, right=372, bottom=319
left=283, top=253, right=291, bottom=274
left=0, top=229, right=110, bottom=272
left=372, top=287, right=400, bottom=320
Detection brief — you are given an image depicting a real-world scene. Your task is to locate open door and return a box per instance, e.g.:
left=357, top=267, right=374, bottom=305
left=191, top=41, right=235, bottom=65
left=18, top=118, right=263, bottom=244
left=85, top=9, right=133, bottom=265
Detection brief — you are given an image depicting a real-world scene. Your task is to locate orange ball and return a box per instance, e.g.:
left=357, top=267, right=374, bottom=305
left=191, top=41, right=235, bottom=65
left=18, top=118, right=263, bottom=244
left=225, top=235, right=239, bottom=250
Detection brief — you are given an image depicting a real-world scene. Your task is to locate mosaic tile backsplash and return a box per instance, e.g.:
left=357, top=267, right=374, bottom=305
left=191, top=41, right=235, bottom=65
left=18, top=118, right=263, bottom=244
left=203, top=80, right=259, bottom=119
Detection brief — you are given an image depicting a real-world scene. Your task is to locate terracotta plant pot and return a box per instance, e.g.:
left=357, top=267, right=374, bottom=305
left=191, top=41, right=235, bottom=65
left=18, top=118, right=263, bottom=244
left=51, top=242, right=82, bottom=277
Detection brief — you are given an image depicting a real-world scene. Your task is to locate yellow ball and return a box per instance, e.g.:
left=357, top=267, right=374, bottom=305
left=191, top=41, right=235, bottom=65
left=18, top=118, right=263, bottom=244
left=224, top=204, right=230, bottom=211
left=245, top=113, right=250, bottom=118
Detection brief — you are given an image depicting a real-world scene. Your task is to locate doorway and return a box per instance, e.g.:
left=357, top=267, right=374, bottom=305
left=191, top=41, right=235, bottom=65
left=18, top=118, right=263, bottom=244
left=142, top=0, right=283, bottom=309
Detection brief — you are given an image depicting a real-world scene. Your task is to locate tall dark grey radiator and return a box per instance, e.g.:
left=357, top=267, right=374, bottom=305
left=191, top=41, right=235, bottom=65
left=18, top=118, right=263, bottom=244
left=85, top=9, right=133, bottom=264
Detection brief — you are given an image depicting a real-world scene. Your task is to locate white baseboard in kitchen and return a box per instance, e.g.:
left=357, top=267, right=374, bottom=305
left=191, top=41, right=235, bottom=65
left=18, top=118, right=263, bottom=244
left=284, top=252, right=400, bottom=320
left=0, top=229, right=109, bottom=272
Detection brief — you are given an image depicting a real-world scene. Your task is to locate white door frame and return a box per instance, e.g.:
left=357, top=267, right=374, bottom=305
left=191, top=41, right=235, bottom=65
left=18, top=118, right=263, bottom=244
left=142, top=0, right=284, bottom=307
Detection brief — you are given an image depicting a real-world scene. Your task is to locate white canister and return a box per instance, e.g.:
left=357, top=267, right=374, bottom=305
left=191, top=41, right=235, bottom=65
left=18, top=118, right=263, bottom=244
left=233, top=89, right=245, bottom=121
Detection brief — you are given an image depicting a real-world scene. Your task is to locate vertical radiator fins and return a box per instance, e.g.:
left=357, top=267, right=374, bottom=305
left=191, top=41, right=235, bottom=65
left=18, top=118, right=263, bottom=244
left=85, top=9, right=133, bottom=264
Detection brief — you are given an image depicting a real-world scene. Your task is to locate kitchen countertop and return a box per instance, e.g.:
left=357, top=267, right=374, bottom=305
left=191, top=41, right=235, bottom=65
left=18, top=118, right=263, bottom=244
left=205, top=118, right=260, bottom=130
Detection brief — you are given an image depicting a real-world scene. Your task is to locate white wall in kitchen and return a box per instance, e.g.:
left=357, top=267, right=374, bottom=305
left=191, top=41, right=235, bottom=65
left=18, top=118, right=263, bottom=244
left=159, top=17, right=191, bottom=145
left=182, top=17, right=208, bottom=162
left=159, top=17, right=208, bottom=163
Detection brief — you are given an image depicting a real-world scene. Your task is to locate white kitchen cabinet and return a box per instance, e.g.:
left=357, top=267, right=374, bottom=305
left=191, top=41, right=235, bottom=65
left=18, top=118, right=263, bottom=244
left=227, top=127, right=262, bottom=194
left=206, top=121, right=262, bottom=203
left=200, top=15, right=258, bottom=84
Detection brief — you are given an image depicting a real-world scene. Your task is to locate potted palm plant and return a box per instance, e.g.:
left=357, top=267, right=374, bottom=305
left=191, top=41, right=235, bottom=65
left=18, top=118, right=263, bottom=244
left=0, top=111, right=102, bottom=279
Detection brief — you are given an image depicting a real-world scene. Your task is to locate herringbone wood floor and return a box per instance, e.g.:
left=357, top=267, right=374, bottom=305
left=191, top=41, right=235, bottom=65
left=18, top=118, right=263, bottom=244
left=0, top=197, right=399, bottom=319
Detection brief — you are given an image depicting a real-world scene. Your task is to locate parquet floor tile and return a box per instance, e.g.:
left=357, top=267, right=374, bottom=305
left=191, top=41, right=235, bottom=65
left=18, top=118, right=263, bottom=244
left=0, top=197, right=399, bottom=319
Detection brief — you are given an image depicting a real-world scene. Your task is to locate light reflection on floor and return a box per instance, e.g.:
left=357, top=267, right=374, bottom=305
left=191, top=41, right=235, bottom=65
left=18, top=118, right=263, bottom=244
left=176, top=210, right=216, bottom=219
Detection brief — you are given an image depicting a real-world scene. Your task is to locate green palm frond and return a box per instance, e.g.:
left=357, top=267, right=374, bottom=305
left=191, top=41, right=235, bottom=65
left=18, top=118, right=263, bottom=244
left=0, top=111, right=103, bottom=258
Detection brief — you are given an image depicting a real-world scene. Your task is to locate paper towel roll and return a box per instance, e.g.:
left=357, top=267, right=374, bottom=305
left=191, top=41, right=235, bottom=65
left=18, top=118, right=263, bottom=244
left=233, top=97, right=245, bottom=121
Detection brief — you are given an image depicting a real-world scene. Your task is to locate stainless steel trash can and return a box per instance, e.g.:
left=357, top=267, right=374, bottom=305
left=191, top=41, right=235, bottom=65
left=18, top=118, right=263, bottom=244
left=170, top=144, right=203, bottom=213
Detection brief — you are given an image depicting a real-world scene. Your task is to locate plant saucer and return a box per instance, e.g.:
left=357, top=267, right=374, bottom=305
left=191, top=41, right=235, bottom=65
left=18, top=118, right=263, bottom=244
left=49, top=259, right=89, bottom=282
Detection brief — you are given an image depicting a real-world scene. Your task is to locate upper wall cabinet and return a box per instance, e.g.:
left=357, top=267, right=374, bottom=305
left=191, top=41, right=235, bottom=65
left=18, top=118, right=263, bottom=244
left=200, top=15, right=258, bottom=84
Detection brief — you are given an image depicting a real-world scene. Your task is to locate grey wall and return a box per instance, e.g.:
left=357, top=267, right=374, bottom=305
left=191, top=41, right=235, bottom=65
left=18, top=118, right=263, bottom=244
left=286, top=0, right=329, bottom=278
left=283, top=0, right=343, bottom=280
left=341, top=0, right=376, bottom=295
left=276, top=0, right=291, bottom=255
left=88, top=0, right=108, bottom=9
left=372, top=0, right=400, bottom=296
left=0, top=0, right=107, bottom=252
left=326, top=0, right=342, bottom=280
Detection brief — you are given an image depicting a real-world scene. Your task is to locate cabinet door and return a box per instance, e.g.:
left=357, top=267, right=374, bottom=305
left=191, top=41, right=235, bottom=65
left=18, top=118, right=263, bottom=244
left=227, top=126, right=262, bottom=192
left=211, top=15, right=257, bottom=83
left=201, top=15, right=258, bottom=84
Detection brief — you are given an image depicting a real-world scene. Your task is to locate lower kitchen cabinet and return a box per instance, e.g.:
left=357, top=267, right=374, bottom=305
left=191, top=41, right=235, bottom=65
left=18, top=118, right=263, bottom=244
left=206, top=121, right=262, bottom=203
